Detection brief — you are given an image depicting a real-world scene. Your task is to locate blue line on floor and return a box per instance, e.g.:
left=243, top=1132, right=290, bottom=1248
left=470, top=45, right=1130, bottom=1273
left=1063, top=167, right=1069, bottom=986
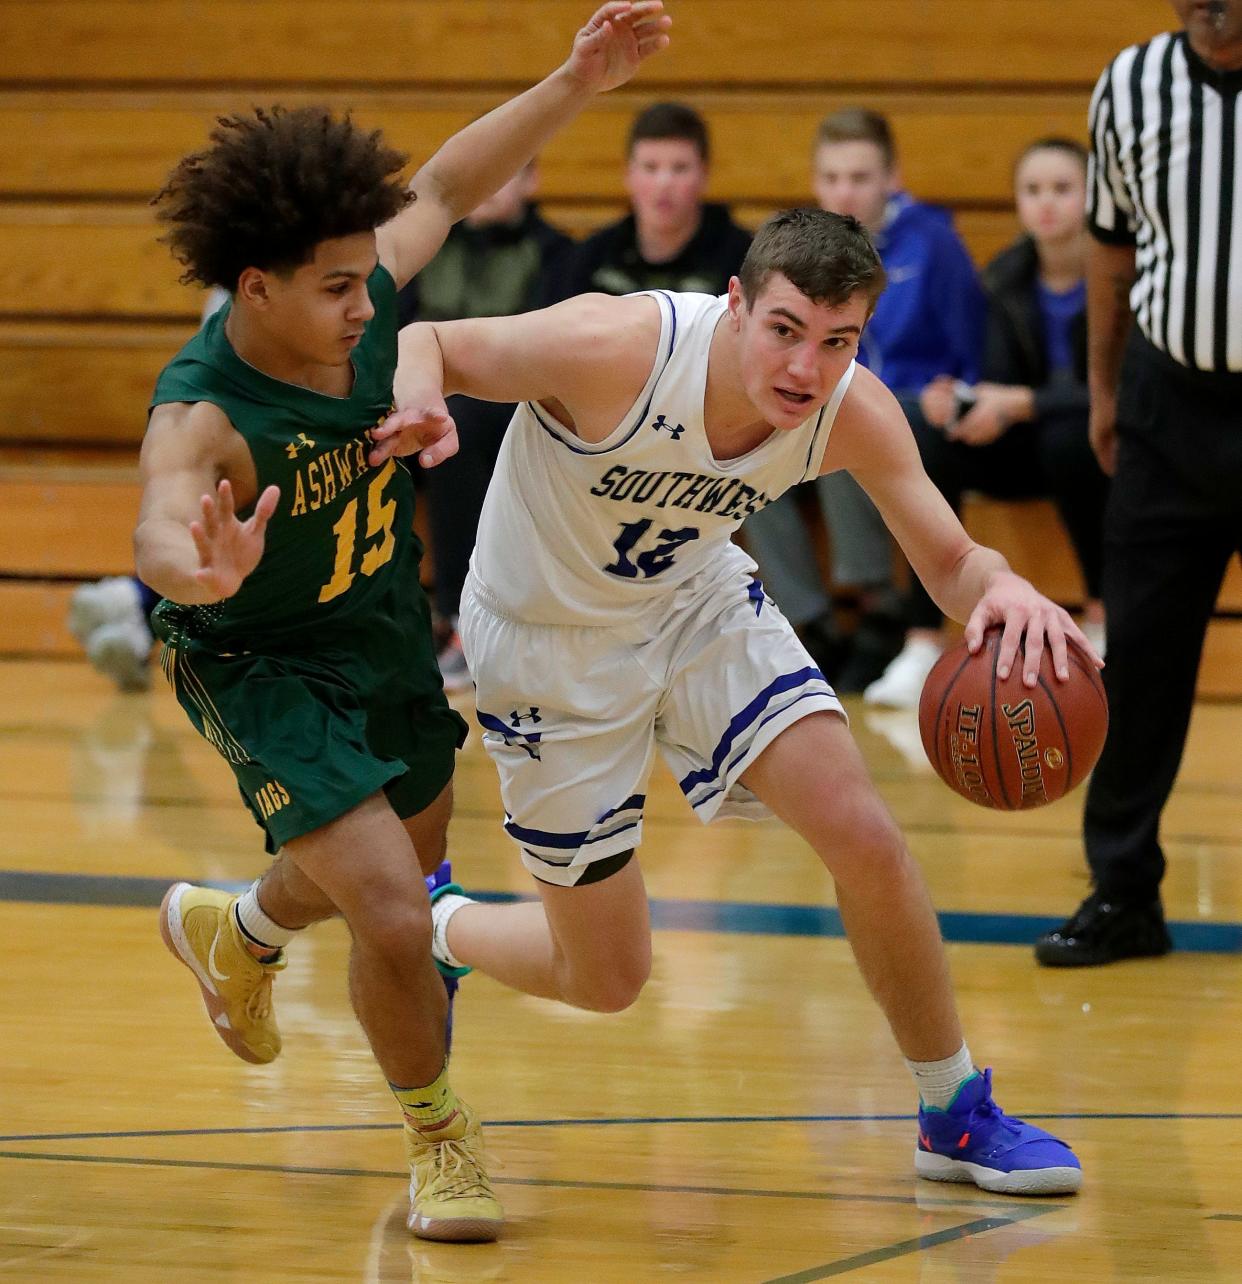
left=2, top=1111, right=1241, bottom=1145
left=3, top=868, right=1240, bottom=953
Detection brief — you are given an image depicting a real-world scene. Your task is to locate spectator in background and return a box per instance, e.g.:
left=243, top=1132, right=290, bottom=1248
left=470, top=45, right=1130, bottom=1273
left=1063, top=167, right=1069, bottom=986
left=742, top=108, right=986, bottom=693
left=556, top=100, right=751, bottom=298
left=1037, top=1, right=1242, bottom=967
left=396, top=163, right=572, bottom=688
left=866, top=137, right=1108, bottom=708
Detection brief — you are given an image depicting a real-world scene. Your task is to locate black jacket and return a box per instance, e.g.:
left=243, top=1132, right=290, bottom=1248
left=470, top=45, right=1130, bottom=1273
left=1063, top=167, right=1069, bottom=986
left=553, top=202, right=752, bottom=300
left=981, top=235, right=1089, bottom=420
left=396, top=204, right=573, bottom=327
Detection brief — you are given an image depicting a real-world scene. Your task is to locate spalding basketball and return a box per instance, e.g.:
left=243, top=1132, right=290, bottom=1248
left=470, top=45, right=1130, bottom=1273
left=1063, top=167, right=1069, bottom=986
left=918, top=628, right=1108, bottom=810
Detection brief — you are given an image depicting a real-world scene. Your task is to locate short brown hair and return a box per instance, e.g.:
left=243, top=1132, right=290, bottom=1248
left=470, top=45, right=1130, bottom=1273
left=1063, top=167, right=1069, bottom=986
left=739, top=208, right=886, bottom=311
left=814, top=108, right=896, bottom=170
left=154, top=105, right=412, bottom=289
left=627, top=101, right=710, bottom=163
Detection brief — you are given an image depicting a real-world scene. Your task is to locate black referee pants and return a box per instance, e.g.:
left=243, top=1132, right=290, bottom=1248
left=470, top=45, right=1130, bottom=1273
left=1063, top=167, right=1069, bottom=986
left=1085, top=335, right=1242, bottom=902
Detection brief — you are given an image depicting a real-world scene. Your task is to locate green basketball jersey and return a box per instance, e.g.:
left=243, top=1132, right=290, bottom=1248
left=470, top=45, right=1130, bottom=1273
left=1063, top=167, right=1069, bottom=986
left=149, top=266, right=418, bottom=652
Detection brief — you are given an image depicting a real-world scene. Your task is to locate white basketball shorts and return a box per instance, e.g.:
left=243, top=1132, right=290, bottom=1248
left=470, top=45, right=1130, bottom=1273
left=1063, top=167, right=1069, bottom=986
left=459, top=561, right=845, bottom=887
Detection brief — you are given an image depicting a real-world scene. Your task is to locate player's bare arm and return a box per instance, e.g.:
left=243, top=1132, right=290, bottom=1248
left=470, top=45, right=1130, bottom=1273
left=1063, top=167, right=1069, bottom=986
left=134, top=401, right=279, bottom=605
left=826, top=367, right=1100, bottom=685
left=373, top=293, right=661, bottom=466
left=377, top=1, right=672, bottom=288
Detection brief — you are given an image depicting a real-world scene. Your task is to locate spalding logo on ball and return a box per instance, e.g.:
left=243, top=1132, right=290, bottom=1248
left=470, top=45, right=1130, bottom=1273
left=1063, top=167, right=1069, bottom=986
left=918, top=627, right=1108, bottom=810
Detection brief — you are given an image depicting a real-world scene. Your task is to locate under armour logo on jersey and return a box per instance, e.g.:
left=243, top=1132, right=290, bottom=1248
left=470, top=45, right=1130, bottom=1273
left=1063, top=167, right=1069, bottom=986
left=285, top=432, right=317, bottom=458
left=650, top=414, right=685, bottom=441
left=509, top=708, right=542, bottom=727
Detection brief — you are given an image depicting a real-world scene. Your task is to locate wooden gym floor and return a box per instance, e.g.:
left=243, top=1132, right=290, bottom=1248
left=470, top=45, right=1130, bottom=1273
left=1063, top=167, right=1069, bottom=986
left=1, top=655, right=1240, bottom=1282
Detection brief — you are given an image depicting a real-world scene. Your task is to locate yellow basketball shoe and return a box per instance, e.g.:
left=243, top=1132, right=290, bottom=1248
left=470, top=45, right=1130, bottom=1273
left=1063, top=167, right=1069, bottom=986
left=158, top=881, right=284, bottom=1065
left=405, top=1103, right=503, bottom=1242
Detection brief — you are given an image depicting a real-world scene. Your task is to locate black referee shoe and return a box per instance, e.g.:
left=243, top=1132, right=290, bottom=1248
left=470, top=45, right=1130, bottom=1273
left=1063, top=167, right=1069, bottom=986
left=1035, top=892, right=1173, bottom=967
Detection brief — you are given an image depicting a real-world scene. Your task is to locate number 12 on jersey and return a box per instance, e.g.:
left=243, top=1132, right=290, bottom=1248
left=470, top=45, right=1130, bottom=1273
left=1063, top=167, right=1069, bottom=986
left=603, top=518, right=699, bottom=579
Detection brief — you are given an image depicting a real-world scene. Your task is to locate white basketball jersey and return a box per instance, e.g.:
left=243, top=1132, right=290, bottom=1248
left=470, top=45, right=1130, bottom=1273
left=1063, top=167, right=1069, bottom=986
left=470, top=290, right=856, bottom=627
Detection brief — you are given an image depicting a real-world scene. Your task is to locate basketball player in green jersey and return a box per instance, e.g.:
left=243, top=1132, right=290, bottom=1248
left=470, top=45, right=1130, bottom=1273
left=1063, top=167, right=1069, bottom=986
left=134, top=2, right=671, bottom=1243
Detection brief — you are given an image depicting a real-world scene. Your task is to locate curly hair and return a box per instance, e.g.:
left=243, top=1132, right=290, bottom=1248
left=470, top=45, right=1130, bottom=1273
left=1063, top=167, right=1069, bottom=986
left=153, top=106, right=412, bottom=289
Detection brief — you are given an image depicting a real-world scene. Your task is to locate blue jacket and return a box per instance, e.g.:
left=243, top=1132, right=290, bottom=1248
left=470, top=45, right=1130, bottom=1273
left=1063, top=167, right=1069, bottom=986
left=859, top=192, right=985, bottom=397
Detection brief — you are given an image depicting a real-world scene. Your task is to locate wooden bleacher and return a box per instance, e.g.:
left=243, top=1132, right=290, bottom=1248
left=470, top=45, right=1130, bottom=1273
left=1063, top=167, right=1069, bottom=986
left=8, top=0, right=1238, bottom=695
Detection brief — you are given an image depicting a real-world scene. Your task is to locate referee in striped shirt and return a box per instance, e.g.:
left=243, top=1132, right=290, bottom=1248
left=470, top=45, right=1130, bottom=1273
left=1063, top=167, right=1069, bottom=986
left=1037, top=0, right=1242, bottom=967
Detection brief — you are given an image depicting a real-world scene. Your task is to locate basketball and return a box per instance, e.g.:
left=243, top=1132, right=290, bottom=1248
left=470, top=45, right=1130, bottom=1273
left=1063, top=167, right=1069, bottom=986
left=917, top=627, right=1108, bottom=810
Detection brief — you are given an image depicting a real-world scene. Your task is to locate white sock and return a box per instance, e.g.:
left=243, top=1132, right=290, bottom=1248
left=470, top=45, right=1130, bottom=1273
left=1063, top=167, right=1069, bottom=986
left=906, top=1043, right=976, bottom=1110
left=234, top=882, right=300, bottom=952
left=430, top=892, right=473, bottom=969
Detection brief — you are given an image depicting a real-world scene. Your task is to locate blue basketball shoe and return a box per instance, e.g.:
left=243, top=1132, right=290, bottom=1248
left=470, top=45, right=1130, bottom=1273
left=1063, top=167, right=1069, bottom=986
left=424, top=861, right=470, bottom=1056
left=915, top=1069, right=1082, bottom=1195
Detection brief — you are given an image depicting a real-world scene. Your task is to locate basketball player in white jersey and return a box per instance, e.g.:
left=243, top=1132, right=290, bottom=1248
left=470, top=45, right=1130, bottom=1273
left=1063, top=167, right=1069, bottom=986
left=372, top=209, right=1096, bottom=1195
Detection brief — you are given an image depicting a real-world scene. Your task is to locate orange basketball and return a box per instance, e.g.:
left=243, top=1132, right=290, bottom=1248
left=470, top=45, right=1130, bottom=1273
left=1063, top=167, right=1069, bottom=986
left=917, top=627, right=1108, bottom=810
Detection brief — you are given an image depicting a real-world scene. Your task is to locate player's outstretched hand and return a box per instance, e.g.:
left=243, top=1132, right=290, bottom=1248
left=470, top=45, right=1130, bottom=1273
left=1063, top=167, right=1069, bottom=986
left=189, top=479, right=280, bottom=602
left=964, top=570, right=1104, bottom=687
left=564, top=1, right=672, bottom=93
left=369, top=405, right=459, bottom=469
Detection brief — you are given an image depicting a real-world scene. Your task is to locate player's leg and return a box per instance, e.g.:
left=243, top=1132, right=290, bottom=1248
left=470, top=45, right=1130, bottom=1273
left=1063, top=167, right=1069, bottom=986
left=283, top=793, right=447, bottom=1086
left=394, top=779, right=465, bottom=1052
left=437, top=577, right=661, bottom=1011
left=660, top=566, right=1079, bottom=1194
left=437, top=850, right=653, bottom=1010
left=154, top=647, right=356, bottom=1066
left=742, top=712, right=961, bottom=1058
left=741, top=714, right=1081, bottom=1194
left=285, top=790, right=501, bottom=1241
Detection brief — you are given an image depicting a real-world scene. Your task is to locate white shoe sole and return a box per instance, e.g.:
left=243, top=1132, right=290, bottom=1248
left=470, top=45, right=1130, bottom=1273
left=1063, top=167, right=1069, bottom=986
left=406, top=1209, right=503, bottom=1243
left=915, top=1148, right=1082, bottom=1195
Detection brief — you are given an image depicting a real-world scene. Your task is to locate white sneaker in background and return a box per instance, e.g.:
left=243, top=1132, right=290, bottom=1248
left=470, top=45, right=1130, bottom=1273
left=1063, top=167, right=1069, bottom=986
left=68, top=576, right=144, bottom=640
left=862, top=707, right=934, bottom=773
left=1080, top=618, right=1106, bottom=659
left=86, top=619, right=153, bottom=691
left=863, top=637, right=944, bottom=709
left=68, top=577, right=154, bottom=691
left=437, top=631, right=472, bottom=692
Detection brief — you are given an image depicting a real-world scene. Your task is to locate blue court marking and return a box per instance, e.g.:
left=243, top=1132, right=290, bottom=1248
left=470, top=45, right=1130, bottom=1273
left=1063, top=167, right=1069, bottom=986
left=4, top=869, right=1242, bottom=952
left=4, top=1111, right=1241, bottom=1146
left=4, top=868, right=1241, bottom=952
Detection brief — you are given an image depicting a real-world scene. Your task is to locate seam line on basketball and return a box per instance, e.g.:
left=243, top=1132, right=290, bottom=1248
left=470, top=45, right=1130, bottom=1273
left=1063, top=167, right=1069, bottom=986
left=990, top=633, right=1014, bottom=810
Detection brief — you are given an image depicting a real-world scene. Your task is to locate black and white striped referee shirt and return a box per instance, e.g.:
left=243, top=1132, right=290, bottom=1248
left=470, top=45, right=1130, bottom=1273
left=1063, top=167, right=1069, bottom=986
left=1089, top=30, right=1242, bottom=373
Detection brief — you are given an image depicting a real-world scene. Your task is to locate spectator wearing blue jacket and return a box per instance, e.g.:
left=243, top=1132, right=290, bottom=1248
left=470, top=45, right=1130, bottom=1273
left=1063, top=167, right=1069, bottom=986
left=741, top=108, right=986, bottom=693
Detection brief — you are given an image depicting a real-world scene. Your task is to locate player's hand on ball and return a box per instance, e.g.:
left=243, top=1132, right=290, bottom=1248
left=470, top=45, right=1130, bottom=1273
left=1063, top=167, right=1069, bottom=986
left=564, top=2, right=672, bottom=93
left=190, top=479, right=280, bottom=602
left=369, top=405, right=459, bottom=469
left=964, top=571, right=1103, bottom=687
